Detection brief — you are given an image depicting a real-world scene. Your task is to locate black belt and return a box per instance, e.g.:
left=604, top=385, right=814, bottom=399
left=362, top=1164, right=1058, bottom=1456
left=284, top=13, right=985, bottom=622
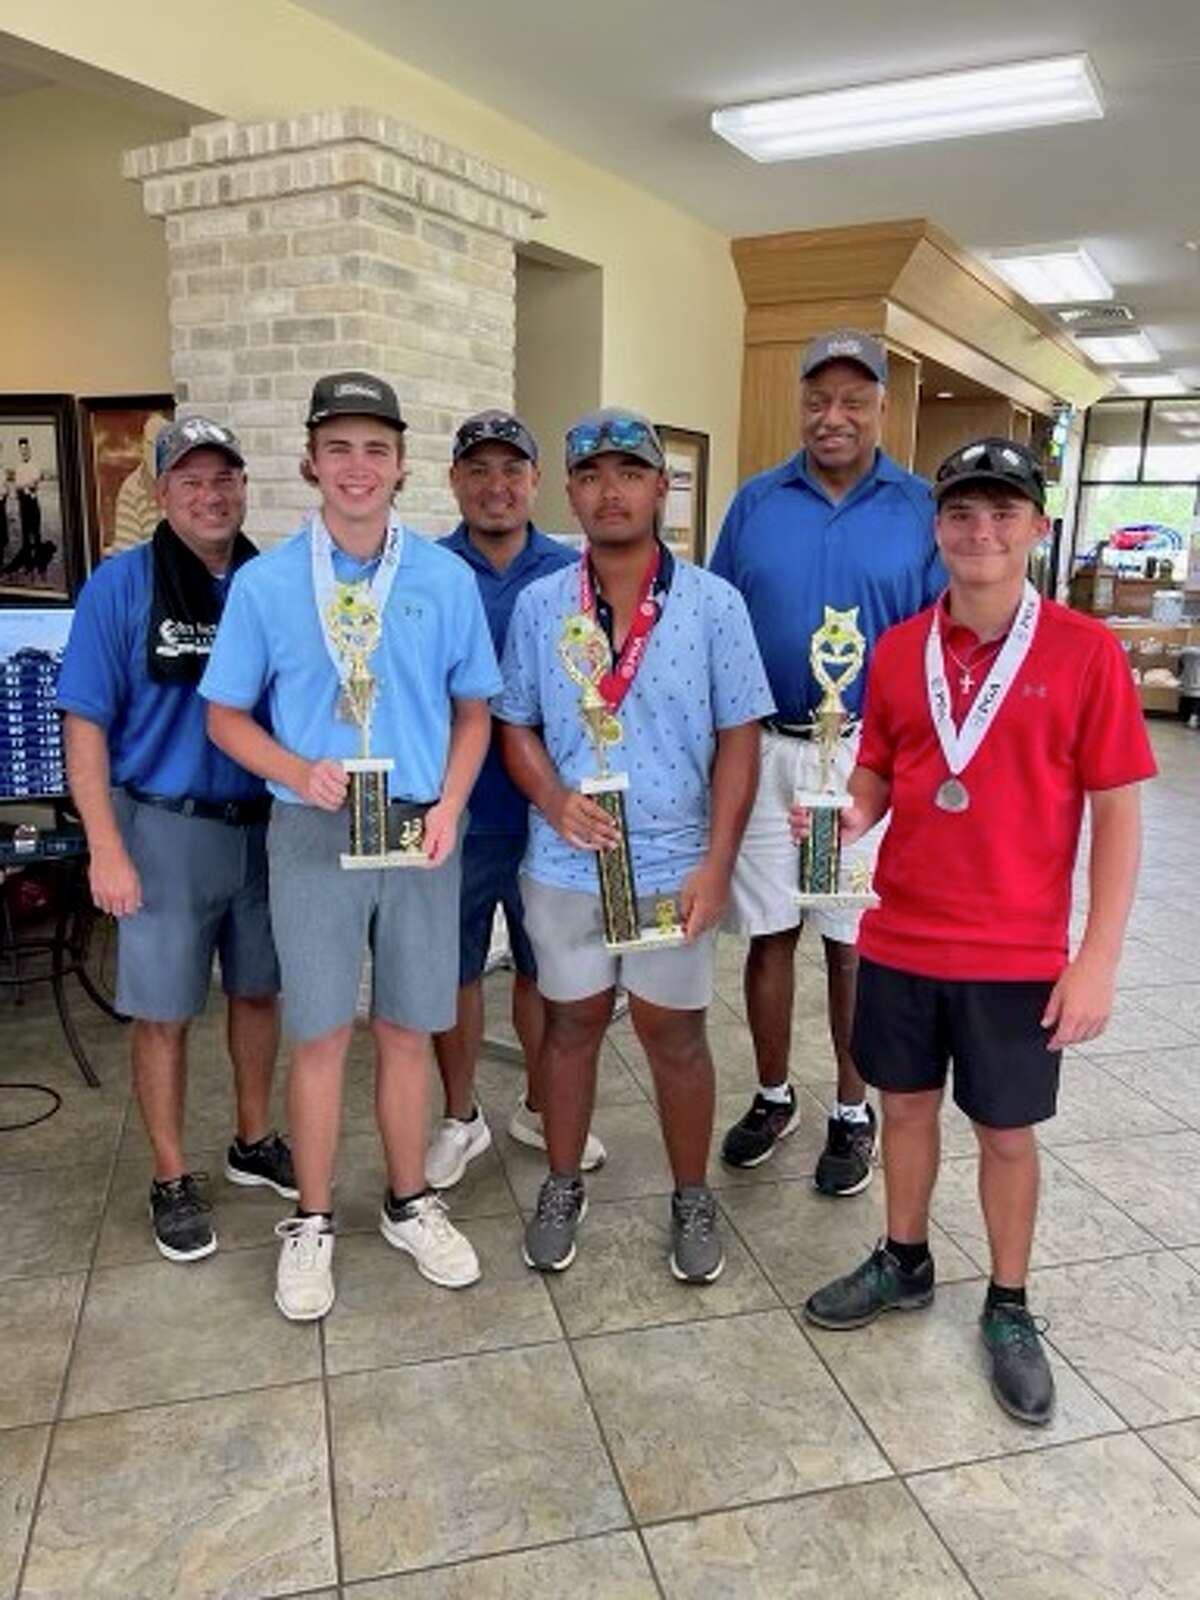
left=761, top=716, right=814, bottom=741
left=124, top=787, right=272, bottom=826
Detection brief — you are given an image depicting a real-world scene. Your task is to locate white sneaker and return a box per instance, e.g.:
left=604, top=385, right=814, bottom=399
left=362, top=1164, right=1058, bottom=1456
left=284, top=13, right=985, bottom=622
left=508, top=1096, right=606, bottom=1171
left=380, top=1192, right=481, bottom=1288
left=425, top=1110, right=493, bottom=1190
left=274, top=1216, right=335, bottom=1322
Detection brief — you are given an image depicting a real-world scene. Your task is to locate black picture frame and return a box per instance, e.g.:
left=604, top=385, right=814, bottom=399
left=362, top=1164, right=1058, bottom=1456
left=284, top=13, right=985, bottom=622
left=656, top=424, right=711, bottom=564
left=0, top=394, right=84, bottom=605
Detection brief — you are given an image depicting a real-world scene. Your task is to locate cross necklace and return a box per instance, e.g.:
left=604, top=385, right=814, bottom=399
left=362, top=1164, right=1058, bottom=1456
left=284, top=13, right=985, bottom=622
left=945, top=636, right=1004, bottom=696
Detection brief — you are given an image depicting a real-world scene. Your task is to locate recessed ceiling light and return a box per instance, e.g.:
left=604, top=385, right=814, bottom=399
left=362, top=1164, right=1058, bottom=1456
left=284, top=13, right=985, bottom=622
left=936, top=391, right=955, bottom=399
left=1158, top=407, right=1200, bottom=423
left=1075, top=332, right=1159, bottom=366
left=711, top=53, right=1104, bottom=162
left=985, top=246, right=1113, bottom=304
left=1174, top=427, right=1200, bottom=439
left=1184, top=240, right=1200, bottom=253
left=1115, top=373, right=1183, bottom=395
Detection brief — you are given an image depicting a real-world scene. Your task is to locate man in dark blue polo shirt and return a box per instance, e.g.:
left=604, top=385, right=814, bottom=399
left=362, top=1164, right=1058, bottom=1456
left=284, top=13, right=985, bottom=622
left=426, top=410, right=605, bottom=1189
left=710, top=331, right=944, bottom=1193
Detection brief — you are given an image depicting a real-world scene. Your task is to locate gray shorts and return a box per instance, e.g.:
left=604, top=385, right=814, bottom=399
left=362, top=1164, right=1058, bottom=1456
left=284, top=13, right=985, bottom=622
left=521, top=874, right=715, bottom=1010
left=114, top=790, right=279, bottom=1023
left=268, top=803, right=460, bottom=1041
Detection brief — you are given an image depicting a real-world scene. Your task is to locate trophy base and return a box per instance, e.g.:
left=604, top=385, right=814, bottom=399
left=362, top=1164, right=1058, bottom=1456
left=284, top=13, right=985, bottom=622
left=604, top=925, right=689, bottom=955
left=340, top=851, right=433, bottom=870
left=793, top=890, right=878, bottom=910
left=794, top=788, right=852, bottom=809
left=341, top=762, right=432, bottom=870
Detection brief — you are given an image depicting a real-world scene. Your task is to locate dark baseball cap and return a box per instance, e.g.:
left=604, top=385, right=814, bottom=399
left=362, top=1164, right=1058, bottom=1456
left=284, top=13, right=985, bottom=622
left=306, top=371, right=406, bottom=432
left=452, top=410, right=538, bottom=463
left=565, top=408, right=664, bottom=472
left=934, top=437, right=1046, bottom=512
left=801, top=329, right=888, bottom=384
left=155, top=416, right=245, bottom=478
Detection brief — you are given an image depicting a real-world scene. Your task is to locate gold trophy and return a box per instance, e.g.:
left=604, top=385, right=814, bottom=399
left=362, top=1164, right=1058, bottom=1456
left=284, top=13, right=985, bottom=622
left=794, top=606, right=876, bottom=908
left=326, top=584, right=429, bottom=869
left=558, top=612, right=686, bottom=952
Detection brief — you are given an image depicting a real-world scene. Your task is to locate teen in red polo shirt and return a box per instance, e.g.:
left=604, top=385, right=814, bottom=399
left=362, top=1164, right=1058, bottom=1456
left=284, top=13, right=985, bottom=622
left=800, top=437, right=1155, bottom=1427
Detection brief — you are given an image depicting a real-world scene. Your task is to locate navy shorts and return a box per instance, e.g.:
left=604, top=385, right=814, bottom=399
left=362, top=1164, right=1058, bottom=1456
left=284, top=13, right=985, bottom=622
left=852, top=957, right=1061, bottom=1129
left=459, top=832, right=536, bottom=986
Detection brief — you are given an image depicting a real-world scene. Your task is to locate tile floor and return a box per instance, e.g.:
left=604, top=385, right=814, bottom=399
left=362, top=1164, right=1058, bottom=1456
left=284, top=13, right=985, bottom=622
left=2, top=720, right=1199, bottom=1598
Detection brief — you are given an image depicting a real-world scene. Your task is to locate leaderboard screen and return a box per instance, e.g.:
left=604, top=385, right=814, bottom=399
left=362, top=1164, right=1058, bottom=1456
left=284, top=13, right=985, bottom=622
left=0, top=609, right=73, bottom=800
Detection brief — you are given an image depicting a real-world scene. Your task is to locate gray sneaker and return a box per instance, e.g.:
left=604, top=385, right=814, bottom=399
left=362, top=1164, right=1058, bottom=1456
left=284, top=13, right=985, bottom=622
left=522, top=1174, right=586, bottom=1272
left=670, top=1185, right=724, bottom=1283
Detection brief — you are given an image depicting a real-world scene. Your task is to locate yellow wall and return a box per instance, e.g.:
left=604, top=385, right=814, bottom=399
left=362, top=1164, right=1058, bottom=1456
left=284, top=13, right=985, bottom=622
left=0, top=1, right=746, bottom=532
left=0, top=84, right=183, bottom=393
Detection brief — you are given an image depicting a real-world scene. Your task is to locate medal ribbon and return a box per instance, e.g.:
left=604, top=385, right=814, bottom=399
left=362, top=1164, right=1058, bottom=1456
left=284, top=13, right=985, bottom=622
left=309, top=509, right=404, bottom=692
left=579, top=545, right=662, bottom=712
left=925, top=581, right=1041, bottom=778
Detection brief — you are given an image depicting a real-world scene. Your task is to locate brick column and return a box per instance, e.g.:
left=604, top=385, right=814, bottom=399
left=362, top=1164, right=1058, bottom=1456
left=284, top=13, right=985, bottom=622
left=123, top=109, right=545, bottom=540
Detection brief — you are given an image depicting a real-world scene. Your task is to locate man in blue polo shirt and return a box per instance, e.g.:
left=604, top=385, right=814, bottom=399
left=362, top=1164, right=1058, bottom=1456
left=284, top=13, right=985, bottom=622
left=202, top=372, right=502, bottom=1323
left=497, top=408, right=774, bottom=1282
left=58, top=417, right=289, bottom=1265
left=427, top=410, right=606, bottom=1190
left=711, top=330, right=943, bottom=1193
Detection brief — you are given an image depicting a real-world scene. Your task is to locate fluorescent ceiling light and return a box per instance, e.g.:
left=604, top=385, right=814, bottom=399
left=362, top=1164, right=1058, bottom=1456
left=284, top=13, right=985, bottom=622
left=1075, top=332, right=1159, bottom=366
left=1117, top=373, right=1186, bottom=396
left=711, top=53, right=1103, bottom=163
left=1158, top=407, right=1200, bottom=423
left=1175, top=427, right=1200, bottom=439
left=985, top=246, right=1113, bottom=305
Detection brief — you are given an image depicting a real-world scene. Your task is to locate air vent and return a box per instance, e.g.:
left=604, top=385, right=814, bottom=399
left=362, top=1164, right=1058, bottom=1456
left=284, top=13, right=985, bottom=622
left=1054, top=302, right=1136, bottom=328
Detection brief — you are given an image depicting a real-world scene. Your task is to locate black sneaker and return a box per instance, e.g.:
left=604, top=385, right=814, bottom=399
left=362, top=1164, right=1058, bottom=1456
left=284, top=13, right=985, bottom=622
left=522, top=1174, right=587, bottom=1272
left=149, top=1173, right=216, bottom=1262
left=980, top=1301, right=1056, bottom=1426
left=814, top=1105, right=877, bottom=1197
left=720, top=1087, right=799, bottom=1168
left=224, top=1131, right=298, bottom=1199
left=804, top=1241, right=934, bottom=1329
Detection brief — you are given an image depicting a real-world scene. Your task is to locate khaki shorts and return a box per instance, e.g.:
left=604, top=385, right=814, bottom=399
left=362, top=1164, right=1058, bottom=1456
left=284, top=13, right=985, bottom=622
left=521, top=874, right=715, bottom=1010
left=724, top=728, right=880, bottom=946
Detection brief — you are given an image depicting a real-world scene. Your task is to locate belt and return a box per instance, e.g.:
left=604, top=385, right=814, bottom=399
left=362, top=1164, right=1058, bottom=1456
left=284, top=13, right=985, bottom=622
left=761, top=716, right=814, bottom=741
left=124, top=787, right=272, bottom=826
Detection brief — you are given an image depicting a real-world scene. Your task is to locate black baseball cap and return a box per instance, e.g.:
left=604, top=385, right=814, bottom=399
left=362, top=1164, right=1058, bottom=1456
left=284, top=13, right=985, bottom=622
left=452, top=410, right=538, bottom=463
left=801, top=329, right=888, bottom=384
left=934, top=437, right=1046, bottom=512
left=306, top=371, right=406, bottom=433
left=155, top=416, right=245, bottom=478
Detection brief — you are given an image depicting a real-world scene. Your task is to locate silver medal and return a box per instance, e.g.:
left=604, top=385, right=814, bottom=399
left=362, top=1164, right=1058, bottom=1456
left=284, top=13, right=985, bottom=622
left=935, top=777, right=970, bottom=813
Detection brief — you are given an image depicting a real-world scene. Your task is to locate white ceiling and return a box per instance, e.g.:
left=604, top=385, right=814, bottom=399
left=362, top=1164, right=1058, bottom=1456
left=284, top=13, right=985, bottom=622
left=297, top=0, right=1200, bottom=388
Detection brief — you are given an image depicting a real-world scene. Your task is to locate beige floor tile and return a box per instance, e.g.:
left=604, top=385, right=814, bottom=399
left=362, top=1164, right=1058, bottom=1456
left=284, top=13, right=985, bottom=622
left=1092, top=1045, right=1200, bottom=1128
left=574, top=1310, right=889, bottom=1522
left=330, top=1345, right=626, bottom=1581
left=0, top=1166, right=109, bottom=1282
left=805, top=1279, right=1124, bottom=1474
left=1040, top=1057, right=1185, bottom=1146
left=323, top=1219, right=559, bottom=1376
left=0, top=1273, right=83, bottom=1428
left=1139, top=984, right=1200, bottom=1034
left=931, top=1149, right=1158, bottom=1270
left=644, top=1479, right=974, bottom=1599
left=720, top=1176, right=980, bottom=1306
left=910, top=1432, right=1200, bottom=1599
left=1141, top=1417, right=1200, bottom=1497
left=1079, top=995, right=1197, bottom=1056
left=543, top=1194, right=779, bottom=1337
left=95, top=1153, right=290, bottom=1267
left=500, top=1099, right=674, bottom=1208
left=1054, top=1131, right=1200, bottom=1247
left=1030, top=1251, right=1200, bottom=1427
left=63, top=1246, right=317, bottom=1417
left=350, top=1531, right=659, bottom=1598
left=0, top=1425, right=48, bottom=1600
left=0, top=1065, right=127, bottom=1174
left=20, top=1383, right=335, bottom=1600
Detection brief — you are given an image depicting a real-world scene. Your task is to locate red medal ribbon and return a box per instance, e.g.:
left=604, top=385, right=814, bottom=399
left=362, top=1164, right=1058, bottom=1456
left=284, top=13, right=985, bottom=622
left=579, top=546, right=661, bottom=712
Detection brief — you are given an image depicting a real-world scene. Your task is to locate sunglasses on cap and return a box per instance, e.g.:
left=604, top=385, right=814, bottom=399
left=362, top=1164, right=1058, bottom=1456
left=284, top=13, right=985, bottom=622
left=565, top=416, right=660, bottom=463
left=456, top=416, right=524, bottom=450
left=935, top=439, right=1045, bottom=503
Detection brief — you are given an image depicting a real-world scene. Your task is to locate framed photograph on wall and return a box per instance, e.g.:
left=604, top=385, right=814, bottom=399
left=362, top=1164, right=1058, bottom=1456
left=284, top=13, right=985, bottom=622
left=79, top=394, right=175, bottom=566
left=0, top=395, right=84, bottom=605
left=656, top=424, right=710, bottom=564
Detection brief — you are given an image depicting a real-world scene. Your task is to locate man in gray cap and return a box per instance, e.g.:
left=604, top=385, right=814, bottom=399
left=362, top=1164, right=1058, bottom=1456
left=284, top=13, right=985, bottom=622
left=59, top=415, right=290, bottom=1264
left=426, top=410, right=604, bottom=1190
left=710, top=330, right=944, bottom=1194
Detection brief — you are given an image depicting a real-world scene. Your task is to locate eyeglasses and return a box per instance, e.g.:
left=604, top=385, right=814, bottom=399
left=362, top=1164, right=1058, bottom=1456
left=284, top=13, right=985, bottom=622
left=937, top=440, right=1045, bottom=495
left=565, top=416, right=660, bottom=463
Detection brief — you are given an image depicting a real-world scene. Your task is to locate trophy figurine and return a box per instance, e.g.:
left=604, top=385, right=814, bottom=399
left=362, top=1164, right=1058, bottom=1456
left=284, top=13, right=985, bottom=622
left=326, top=585, right=430, bottom=869
left=558, top=612, right=686, bottom=952
left=794, top=606, right=877, bottom=909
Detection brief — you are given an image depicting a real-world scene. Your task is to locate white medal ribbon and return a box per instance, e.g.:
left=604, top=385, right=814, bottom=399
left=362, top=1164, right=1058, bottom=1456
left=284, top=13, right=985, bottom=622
left=925, top=580, right=1040, bottom=779
left=308, top=509, right=404, bottom=691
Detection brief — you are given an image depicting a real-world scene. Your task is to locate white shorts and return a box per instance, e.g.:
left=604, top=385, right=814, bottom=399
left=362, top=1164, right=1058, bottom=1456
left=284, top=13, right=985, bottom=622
left=725, top=728, right=880, bottom=946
